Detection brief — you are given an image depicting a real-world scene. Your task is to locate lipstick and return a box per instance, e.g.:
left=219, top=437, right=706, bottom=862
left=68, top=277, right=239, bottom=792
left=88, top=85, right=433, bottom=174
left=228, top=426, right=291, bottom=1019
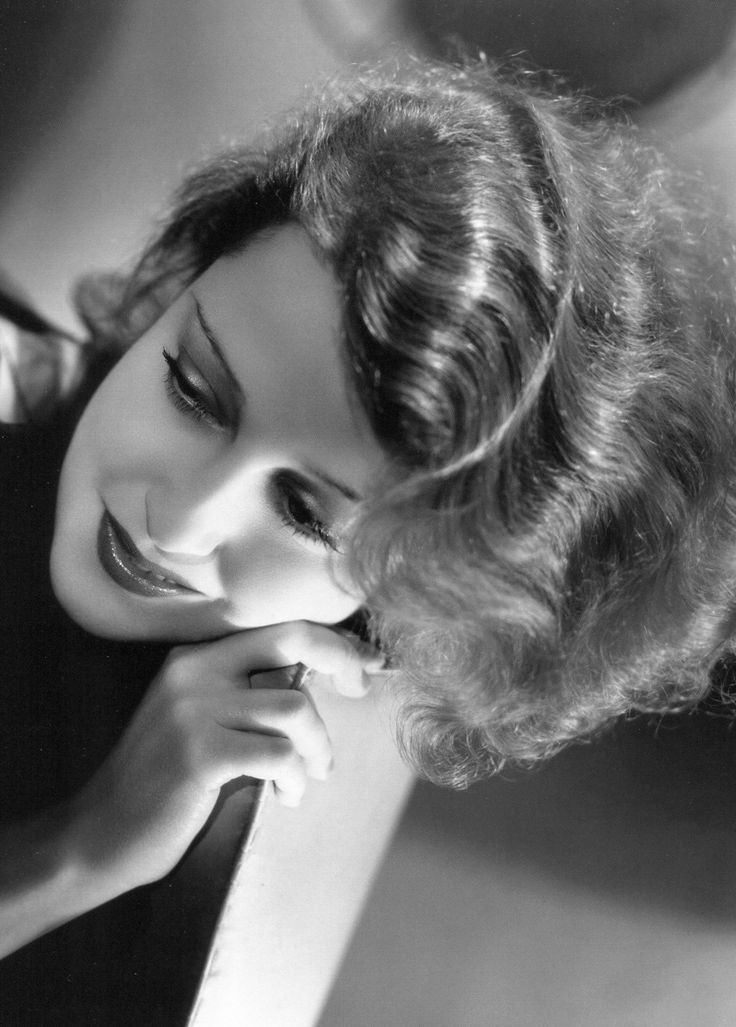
left=97, top=511, right=199, bottom=598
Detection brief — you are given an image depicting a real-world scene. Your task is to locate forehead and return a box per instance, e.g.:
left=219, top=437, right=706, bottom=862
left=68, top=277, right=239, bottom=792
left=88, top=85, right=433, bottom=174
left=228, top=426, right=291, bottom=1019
left=199, top=225, right=338, bottom=352
left=192, top=225, right=384, bottom=488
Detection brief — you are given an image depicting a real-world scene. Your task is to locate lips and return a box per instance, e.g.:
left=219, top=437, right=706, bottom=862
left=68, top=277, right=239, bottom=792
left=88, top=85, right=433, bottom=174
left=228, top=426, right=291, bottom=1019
left=97, top=511, right=199, bottom=598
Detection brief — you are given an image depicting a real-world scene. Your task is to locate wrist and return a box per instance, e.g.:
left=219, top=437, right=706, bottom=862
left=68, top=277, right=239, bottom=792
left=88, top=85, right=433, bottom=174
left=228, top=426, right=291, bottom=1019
left=61, top=790, right=146, bottom=902
left=0, top=802, right=119, bottom=959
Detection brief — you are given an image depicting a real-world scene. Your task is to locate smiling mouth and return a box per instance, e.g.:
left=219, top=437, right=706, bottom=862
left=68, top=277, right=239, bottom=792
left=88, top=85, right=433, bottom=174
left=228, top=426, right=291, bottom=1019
left=97, top=511, right=200, bottom=598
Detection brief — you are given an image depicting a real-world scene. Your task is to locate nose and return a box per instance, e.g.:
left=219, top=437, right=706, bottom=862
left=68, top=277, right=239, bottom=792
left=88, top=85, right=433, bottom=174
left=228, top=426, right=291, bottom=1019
left=145, top=467, right=250, bottom=560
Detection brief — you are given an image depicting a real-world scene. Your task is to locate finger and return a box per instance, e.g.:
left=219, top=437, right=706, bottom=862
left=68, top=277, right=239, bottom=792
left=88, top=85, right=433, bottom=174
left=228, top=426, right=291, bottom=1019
left=201, top=622, right=382, bottom=697
left=213, top=729, right=308, bottom=806
left=214, top=688, right=332, bottom=779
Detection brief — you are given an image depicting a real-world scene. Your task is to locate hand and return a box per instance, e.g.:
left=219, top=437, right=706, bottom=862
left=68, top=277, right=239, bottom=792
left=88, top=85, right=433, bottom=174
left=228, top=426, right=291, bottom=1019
left=63, top=621, right=381, bottom=897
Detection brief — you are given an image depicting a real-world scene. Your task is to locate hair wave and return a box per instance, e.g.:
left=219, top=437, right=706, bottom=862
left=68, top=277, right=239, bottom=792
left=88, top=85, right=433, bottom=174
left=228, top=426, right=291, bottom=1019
left=76, top=58, right=736, bottom=786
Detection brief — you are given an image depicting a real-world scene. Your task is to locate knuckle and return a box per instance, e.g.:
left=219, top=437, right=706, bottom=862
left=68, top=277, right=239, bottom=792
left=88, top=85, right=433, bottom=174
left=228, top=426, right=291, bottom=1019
left=161, top=646, right=202, bottom=688
left=277, top=689, right=310, bottom=722
left=268, top=735, right=297, bottom=764
left=266, top=738, right=305, bottom=785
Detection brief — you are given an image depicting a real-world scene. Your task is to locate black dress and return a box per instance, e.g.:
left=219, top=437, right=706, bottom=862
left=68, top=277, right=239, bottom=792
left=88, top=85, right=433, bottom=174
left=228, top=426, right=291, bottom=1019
left=0, top=297, right=259, bottom=1025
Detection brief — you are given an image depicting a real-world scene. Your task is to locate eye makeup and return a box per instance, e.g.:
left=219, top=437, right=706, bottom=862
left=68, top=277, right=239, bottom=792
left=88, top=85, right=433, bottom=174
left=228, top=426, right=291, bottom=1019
left=161, top=320, right=344, bottom=554
left=162, top=348, right=226, bottom=429
left=271, top=470, right=342, bottom=552
left=195, top=300, right=245, bottom=423
left=160, top=296, right=244, bottom=428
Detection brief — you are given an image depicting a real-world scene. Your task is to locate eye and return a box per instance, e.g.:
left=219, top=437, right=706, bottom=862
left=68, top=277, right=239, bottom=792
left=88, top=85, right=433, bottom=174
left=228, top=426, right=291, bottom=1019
left=162, top=348, right=226, bottom=431
left=273, top=472, right=341, bottom=552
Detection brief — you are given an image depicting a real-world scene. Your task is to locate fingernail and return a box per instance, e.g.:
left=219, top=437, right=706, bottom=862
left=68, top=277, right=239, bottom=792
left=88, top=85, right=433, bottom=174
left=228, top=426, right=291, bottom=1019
left=347, top=634, right=382, bottom=664
left=362, top=651, right=387, bottom=673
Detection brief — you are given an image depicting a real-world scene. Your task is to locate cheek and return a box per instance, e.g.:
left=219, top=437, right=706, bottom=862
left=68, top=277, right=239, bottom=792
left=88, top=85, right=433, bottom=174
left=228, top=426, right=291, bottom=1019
left=80, top=346, right=183, bottom=477
left=219, top=539, right=362, bottom=627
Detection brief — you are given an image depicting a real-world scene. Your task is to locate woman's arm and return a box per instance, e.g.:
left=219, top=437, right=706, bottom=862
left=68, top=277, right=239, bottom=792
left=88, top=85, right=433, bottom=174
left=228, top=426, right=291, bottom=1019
left=0, top=622, right=381, bottom=959
left=0, top=800, right=121, bottom=960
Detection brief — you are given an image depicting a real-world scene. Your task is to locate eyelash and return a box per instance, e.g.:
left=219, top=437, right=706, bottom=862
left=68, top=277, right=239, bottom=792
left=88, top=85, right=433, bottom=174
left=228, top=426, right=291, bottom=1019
left=163, top=348, right=223, bottom=429
left=162, top=348, right=339, bottom=552
left=275, top=474, right=340, bottom=552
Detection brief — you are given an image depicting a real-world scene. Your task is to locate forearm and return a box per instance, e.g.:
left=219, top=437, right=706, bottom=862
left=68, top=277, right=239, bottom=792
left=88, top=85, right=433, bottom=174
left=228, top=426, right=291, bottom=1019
left=0, top=803, right=116, bottom=960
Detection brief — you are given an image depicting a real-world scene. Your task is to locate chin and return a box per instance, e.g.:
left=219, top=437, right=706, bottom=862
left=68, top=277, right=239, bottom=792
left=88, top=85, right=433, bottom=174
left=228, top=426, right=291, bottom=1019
left=49, top=545, right=236, bottom=645
left=50, top=537, right=156, bottom=641
left=50, top=559, right=134, bottom=640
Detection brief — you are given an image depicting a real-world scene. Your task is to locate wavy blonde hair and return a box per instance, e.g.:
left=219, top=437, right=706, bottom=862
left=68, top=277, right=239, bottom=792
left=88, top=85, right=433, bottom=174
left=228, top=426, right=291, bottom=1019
left=76, top=59, right=736, bottom=786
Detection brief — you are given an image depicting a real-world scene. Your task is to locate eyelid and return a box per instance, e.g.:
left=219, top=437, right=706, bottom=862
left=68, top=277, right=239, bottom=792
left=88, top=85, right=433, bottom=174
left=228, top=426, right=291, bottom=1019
left=192, top=297, right=244, bottom=428
left=273, top=470, right=342, bottom=552
left=163, top=347, right=229, bottom=432
left=177, top=344, right=220, bottom=407
left=283, top=470, right=338, bottom=530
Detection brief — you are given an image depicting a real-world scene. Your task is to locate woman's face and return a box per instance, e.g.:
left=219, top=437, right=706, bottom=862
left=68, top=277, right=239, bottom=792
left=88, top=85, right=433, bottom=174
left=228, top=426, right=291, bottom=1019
left=51, top=225, right=385, bottom=642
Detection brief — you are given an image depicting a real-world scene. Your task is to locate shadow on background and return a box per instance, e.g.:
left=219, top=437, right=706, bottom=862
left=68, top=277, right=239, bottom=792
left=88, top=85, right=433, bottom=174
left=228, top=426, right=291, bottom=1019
left=406, top=702, right=736, bottom=924
left=400, top=0, right=736, bottom=103
left=0, top=1, right=124, bottom=199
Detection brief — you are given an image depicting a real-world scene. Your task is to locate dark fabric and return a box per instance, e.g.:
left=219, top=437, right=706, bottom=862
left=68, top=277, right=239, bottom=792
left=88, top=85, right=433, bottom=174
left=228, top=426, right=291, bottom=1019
left=0, top=416, right=166, bottom=816
left=0, top=307, right=260, bottom=1024
left=0, top=287, right=66, bottom=336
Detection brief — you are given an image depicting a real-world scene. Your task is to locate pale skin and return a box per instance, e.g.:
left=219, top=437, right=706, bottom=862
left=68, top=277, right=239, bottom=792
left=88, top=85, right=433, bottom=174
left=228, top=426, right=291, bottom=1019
left=0, top=226, right=387, bottom=958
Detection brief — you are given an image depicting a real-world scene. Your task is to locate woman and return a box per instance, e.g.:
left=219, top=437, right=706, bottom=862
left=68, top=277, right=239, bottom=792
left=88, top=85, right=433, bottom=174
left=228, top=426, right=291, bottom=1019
left=2, top=56, right=736, bottom=957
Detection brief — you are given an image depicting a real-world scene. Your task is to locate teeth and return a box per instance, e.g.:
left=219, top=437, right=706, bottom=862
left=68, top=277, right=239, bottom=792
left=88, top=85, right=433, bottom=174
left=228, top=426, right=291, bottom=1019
left=105, top=512, right=194, bottom=595
left=133, top=556, right=176, bottom=587
left=145, top=568, right=174, bottom=585
left=110, top=516, right=191, bottom=590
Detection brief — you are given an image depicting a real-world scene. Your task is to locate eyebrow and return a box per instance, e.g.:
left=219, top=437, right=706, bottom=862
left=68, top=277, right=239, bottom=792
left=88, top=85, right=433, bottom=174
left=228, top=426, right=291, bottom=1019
left=194, top=298, right=246, bottom=404
left=195, top=296, right=364, bottom=505
left=305, top=464, right=363, bottom=504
